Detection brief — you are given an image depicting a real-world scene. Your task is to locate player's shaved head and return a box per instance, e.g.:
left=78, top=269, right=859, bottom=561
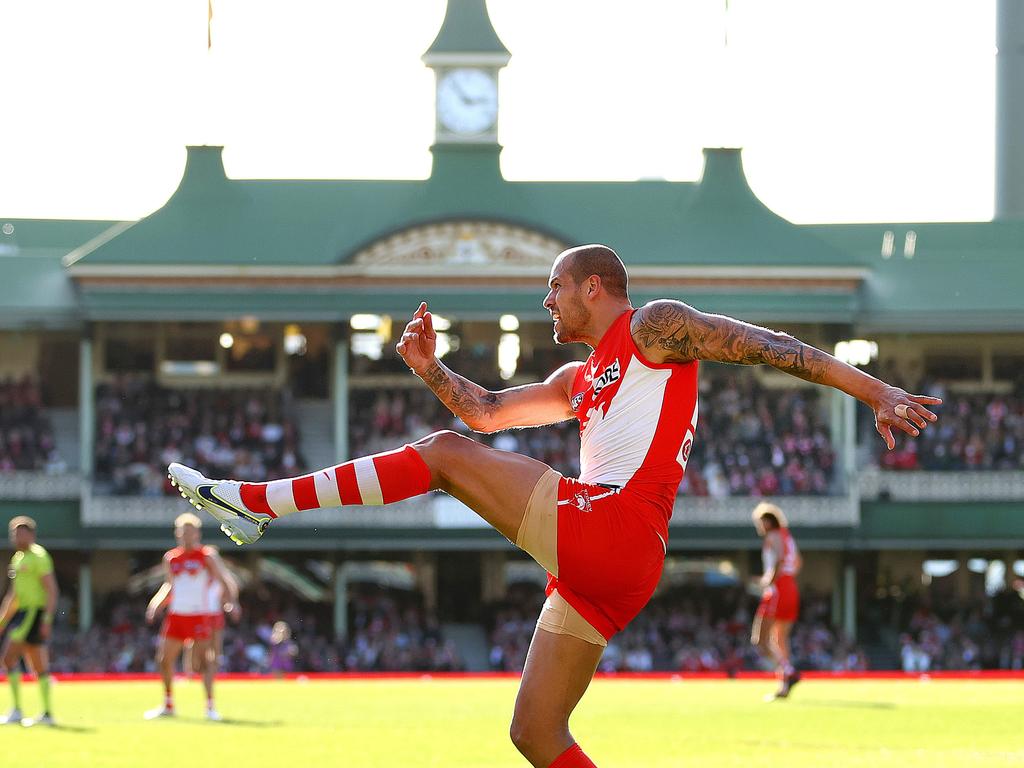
left=562, top=244, right=628, bottom=299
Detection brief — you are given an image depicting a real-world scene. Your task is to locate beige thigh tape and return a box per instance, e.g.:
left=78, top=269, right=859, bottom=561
left=515, top=468, right=561, bottom=576
left=536, top=588, right=607, bottom=647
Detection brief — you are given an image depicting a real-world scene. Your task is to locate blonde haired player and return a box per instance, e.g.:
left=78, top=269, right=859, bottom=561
left=145, top=513, right=237, bottom=720
left=751, top=502, right=803, bottom=699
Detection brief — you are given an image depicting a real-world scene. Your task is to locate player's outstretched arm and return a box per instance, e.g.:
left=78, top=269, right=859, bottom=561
left=631, top=299, right=941, bottom=450
left=397, top=302, right=579, bottom=433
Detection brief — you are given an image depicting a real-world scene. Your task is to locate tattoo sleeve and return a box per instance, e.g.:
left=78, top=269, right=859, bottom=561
left=632, top=300, right=833, bottom=385
left=418, top=359, right=503, bottom=431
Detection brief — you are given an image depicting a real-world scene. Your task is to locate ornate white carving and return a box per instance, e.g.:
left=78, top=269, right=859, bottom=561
left=351, top=221, right=567, bottom=271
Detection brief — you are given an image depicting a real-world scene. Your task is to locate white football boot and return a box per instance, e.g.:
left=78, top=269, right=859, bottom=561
left=1, top=708, right=22, bottom=725
left=167, top=463, right=273, bottom=545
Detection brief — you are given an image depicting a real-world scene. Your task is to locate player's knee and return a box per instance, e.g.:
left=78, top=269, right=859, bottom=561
left=411, top=430, right=473, bottom=485
left=509, top=712, right=565, bottom=758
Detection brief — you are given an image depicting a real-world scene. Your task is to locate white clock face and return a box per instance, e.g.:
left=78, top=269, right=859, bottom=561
left=437, top=68, right=498, bottom=135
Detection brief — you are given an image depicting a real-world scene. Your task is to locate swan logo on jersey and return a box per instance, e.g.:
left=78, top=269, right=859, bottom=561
left=571, top=392, right=584, bottom=410
left=591, top=359, right=620, bottom=396
left=571, top=489, right=593, bottom=512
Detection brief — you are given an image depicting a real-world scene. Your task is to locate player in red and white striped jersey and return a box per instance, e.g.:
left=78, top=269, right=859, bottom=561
left=169, top=245, right=939, bottom=767
left=751, top=502, right=803, bottom=699
left=145, top=513, right=237, bottom=721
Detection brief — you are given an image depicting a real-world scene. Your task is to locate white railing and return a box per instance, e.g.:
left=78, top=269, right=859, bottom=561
left=81, top=493, right=436, bottom=528
left=0, top=472, right=82, bottom=501
left=670, top=495, right=858, bottom=527
left=859, top=470, right=1024, bottom=502
left=81, top=490, right=856, bottom=528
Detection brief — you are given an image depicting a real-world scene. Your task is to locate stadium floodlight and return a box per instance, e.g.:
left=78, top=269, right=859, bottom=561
left=284, top=324, right=307, bottom=356
left=435, top=332, right=451, bottom=359
left=219, top=332, right=234, bottom=349
left=351, top=314, right=382, bottom=331
left=499, top=314, right=520, bottom=332
left=922, top=559, right=959, bottom=578
left=834, top=339, right=878, bottom=366
left=967, top=558, right=989, bottom=574
left=351, top=332, right=383, bottom=360
left=498, top=333, right=520, bottom=380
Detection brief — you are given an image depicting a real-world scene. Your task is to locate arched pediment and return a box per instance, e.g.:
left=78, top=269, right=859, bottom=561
left=349, top=220, right=567, bottom=273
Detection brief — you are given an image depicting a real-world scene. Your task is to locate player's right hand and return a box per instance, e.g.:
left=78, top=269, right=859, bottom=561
left=396, top=302, right=437, bottom=375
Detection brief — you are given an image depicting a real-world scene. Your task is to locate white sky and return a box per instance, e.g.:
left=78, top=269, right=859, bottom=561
left=0, top=0, right=996, bottom=223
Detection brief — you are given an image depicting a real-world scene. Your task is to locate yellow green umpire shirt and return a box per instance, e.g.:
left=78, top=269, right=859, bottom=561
left=9, top=543, right=53, bottom=609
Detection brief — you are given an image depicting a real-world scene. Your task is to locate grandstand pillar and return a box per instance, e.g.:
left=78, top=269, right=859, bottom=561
left=333, top=563, right=348, bottom=639
left=78, top=332, right=94, bottom=477
left=333, top=336, right=349, bottom=461
left=480, top=551, right=506, bottom=603
left=78, top=561, right=93, bottom=632
left=413, top=551, right=438, bottom=614
left=843, top=564, right=857, bottom=642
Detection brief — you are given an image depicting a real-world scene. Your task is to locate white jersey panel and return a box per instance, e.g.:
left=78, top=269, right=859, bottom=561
left=579, top=361, right=672, bottom=488
left=170, top=569, right=210, bottom=615
left=205, top=579, right=224, bottom=614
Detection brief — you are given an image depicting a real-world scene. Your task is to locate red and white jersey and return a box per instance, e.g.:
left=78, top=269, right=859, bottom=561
left=570, top=309, right=699, bottom=525
left=762, top=528, right=800, bottom=577
left=205, top=578, right=224, bottom=616
left=165, top=546, right=213, bottom=616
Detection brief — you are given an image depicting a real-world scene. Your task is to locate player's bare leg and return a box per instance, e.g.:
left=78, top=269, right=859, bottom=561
left=413, top=431, right=551, bottom=540
left=146, top=636, right=182, bottom=719
left=770, top=621, right=800, bottom=698
left=511, top=627, right=603, bottom=768
left=195, top=638, right=220, bottom=720
left=20, top=644, right=54, bottom=725
left=1, top=640, right=25, bottom=724
left=169, top=429, right=549, bottom=545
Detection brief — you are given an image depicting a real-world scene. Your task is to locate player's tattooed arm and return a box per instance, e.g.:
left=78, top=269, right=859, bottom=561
left=631, top=299, right=942, bottom=449
left=418, top=359, right=579, bottom=433
left=418, top=360, right=503, bottom=431
left=631, top=300, right=831, bottom=384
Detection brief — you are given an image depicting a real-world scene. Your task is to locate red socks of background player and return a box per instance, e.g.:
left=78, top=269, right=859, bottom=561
left=239, top=444, right=432, bottom=517
left=549, top=744, right=598, bottom=768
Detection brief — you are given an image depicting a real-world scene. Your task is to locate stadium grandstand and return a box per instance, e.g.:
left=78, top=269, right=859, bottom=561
left=1, top=0, right=1023, bottom=689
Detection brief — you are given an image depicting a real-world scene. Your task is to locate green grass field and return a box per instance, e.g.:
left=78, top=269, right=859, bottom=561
left=3, top=678, right=1022, bottom=767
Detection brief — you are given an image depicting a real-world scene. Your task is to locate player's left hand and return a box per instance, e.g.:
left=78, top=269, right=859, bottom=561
left=40, top=622, right=51, bottom=641
left=871, top=385, right=941, bottom=450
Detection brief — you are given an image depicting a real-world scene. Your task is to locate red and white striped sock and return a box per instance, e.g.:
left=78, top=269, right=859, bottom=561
left=238, top=444, right=432, bottom=518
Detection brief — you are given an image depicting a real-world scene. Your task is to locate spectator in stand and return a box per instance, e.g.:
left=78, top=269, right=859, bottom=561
left=0, top=376, right=62, bottom=473
left=485, top=583, right=863, bottom=674
left=94, top=376, right=304, bottom=496
left=868, top=378, right=1023, bottom=471
left=350, top=368, right=836, bottom=498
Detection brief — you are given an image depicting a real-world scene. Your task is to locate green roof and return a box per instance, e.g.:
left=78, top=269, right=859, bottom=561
left=423, top=0, right=509, bottom=59
left=68, top=145, right=856, bottom=270
left=807, top=221, right=1024, bottom=331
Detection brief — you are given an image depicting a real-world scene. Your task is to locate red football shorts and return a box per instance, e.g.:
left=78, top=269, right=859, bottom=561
left=208, top=612, right=225, bottom=632
left=756, top=575, right=800, bottom=622
left=162, top=613, right=213, bottom=642
left=546, top=477, right=667, bottom=641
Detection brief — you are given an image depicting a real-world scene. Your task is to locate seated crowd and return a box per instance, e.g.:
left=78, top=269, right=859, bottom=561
left=486, top=582, right=866, bottom=674
left=0, top=376, right=62, bottom=473
left=48, top=585, right=463, bottom=674
left=40, top=579, right=1024, bottom=674
left=93, top=377, right=304, bottom=495
left=892, top=590, right=1024, bottom=672
left=350, top=367, right=836, bottom=497
left=868, top=379, right=1024, bottom=471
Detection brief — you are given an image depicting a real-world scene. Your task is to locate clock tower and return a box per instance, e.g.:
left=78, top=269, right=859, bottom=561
left=423, top=0, right=510, bottom=146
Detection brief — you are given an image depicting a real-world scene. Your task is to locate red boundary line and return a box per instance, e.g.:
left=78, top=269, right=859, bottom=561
left=4, top=670, right=1024, bottom=682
